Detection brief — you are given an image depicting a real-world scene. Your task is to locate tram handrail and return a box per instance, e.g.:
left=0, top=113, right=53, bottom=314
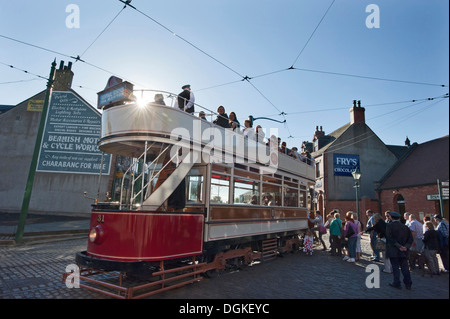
left=120, top=143, right=178, bottom=210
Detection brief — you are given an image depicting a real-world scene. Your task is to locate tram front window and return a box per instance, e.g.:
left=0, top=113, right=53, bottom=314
left=187, top=175, right=203, bottom=202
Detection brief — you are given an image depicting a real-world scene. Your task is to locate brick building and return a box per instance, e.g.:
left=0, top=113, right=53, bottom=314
left=376, top=135, right=449, bottom=220
left=311, top=100, right=409, bottom=226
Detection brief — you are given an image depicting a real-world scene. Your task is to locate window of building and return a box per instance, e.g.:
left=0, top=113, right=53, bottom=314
left=315, top=161, right=321, bottom=178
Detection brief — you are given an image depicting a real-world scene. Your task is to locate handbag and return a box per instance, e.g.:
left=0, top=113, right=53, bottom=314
left=376, top=237, right=386, bottom=250
left=345, top=223, right=355, bottom=238
left=319, top=225, right=327, bottom=234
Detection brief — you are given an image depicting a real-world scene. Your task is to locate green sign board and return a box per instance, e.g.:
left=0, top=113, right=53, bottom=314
left=37, top=91, right=111, bottom=174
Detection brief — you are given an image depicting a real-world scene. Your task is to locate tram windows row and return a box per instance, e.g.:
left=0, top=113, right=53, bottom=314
left=186, top=172, right=309, bottom=208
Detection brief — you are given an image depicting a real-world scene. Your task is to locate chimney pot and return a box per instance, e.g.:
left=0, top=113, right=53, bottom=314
left=350, top=100, right=365, bottom=124
left=53, top=60, right=74, bottom=91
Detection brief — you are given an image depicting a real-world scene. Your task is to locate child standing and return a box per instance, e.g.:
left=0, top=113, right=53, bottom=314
left=303, top=229, right=314, bottom=255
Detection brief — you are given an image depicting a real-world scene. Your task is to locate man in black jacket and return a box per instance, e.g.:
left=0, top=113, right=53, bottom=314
left=177, top=84, right=195, bottom=113
left=385, top=211, right=413, bottom=289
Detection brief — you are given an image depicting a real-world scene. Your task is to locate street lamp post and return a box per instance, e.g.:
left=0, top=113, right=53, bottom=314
left=352, top=168, right=361, bottom=221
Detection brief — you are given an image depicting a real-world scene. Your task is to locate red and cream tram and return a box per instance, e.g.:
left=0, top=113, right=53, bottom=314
left=66, top=82, right=315, bottom=298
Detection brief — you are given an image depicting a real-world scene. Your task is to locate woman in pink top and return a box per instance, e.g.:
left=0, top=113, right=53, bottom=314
left=343, top=211, right=358, bottom=263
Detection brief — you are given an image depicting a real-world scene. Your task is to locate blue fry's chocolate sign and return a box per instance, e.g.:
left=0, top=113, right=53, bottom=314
left=333, top=153, right=359, bottom=176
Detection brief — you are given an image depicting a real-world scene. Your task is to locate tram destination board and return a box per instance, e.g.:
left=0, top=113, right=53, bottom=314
left=36, top=91, right=111, bottom=174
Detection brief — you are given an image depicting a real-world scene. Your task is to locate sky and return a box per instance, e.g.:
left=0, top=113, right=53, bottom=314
left=0, top=0, right=448, bottom=148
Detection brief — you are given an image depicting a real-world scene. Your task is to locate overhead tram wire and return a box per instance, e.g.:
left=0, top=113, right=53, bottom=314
left=0, top=34, right=149, bottom=89
left=78, top=5, right=127, bottom=59
left=291, top=0, right=336, bottom=67
left=280, top=93, right=449, bottom=116
left=118, top=0, right=244, bottom=79
left=116, top=0, right=295, bottom=126
left=290, top=67, right=448, bottom=88
left=315, top=98, right=445, bottom=156
left=0, top=61, right=49, bottom=81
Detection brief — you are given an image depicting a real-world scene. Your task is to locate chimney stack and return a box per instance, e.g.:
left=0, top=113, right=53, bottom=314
left=53, top=60, right=74, bottom=91
left=350, top=99, right=365, bottom=124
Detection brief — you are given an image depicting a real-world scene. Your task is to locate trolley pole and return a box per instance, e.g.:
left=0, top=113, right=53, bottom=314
left=15, top=60, right=56, bottom=243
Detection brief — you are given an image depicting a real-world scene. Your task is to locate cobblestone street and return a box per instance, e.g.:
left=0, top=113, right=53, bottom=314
left=0, top=234, right=448, bottom=301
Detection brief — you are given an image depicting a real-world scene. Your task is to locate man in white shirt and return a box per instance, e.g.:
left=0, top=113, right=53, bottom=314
left=408, top=214, right=424, bottom=269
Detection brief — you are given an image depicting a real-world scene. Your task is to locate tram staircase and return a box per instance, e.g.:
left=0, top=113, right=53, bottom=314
left=120, top=143, right=198, bottom=210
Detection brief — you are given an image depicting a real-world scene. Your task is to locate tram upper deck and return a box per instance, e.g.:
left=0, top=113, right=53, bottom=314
left=98, top=95, right=315, bottom=180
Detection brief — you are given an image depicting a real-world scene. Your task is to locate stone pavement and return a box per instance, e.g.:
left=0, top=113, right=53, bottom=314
left=0, top=232, right=448, bottom=300
left=0, top=212, right=90, bottom=245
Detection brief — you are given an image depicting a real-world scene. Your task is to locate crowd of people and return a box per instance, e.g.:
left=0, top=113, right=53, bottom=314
left=203, top=104, right=314, bottom=164
left=157, top=85, right=315, bottom=165
left=307, top=209, right=449, bottom=290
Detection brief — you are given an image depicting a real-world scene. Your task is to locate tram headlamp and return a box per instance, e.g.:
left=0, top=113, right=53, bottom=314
left=89, top=228, right=97, bottom=243
left=89, top=225, right=104, bottom=244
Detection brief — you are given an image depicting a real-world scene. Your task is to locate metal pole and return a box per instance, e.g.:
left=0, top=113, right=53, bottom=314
left=140, top=141, right=147, bottom=206
left=437, top=179, right=444, bottom=216
left=15, top=60, right=57, bottom=243
left=355, top=181, right=360, bottom=221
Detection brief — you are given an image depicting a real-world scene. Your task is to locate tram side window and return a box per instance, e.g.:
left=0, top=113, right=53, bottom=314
left=187, top=175, right=203, bottom=203
left=284, top=187, right=299, bottom=207
left=299, top=190, right=307, bottom=208
left=262, top=184, right=282, bottom=206
left=210, top=175, right=230, bottom=204
left=234, top=179, right=260, bottom=205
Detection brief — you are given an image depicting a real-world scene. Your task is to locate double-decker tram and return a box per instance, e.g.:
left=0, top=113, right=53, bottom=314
left=65, top=80, right=315, bottom=298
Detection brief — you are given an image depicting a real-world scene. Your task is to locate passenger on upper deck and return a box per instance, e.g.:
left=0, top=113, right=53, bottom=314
left=279, top=141, right=288, bottom=155
left=153, top=93, right=166, bottom=105
left=289, top=147, right=300, bottom=160
left=243, top=120, right=255, bottom=140
left=228, top=112, right=240, bottom=132
left=213, top=105, right=229, bottom=128
left=255, top=125, right=265, bottom=143
left=198, top=111, right=207, bottom=121
left=176, top=84, right=195, bottom=113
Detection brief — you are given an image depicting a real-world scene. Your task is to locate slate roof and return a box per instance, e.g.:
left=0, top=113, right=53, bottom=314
left=377, top=136, right=449, bottom=190
left=0, top=105, right=14, bottom=114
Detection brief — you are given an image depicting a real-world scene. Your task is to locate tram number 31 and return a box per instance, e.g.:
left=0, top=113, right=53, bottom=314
left=97, top=215, right=105, bottom=223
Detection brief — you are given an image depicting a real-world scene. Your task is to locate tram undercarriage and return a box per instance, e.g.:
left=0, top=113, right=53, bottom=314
left=65, top=232, right=302, bottom=299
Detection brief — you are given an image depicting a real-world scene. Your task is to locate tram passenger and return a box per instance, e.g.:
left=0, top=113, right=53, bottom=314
left=309, top=210, right=328, bottom=251
left=289, top=147, right=300, bottom=160
left=154, top=93, right=166, bottom=105
left=213, top=105, right=229, bottom=128
left=255, top=125, right=265, bottom=143
left=279, top=141, right=288, bottom=154
left=176, top=84, right=195, bottom=113
left=228, top=112, right=240, bottom=132
left=198, top=111, right=208, bottom=121
left=249, top=195, right=258, bottom=205
left=243, top=120, right=255, bottom=140
left=262, top=193, right=274, bottom=206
